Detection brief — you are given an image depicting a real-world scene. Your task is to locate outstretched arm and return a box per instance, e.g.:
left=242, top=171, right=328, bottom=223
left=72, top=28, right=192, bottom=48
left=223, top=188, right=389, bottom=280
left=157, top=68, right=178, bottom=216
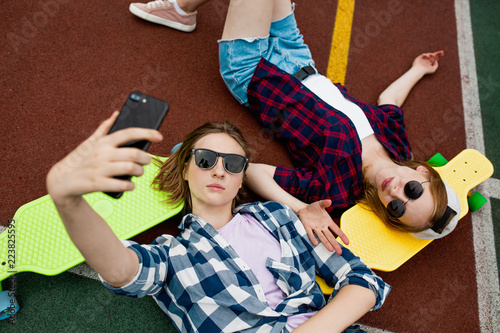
left=377, top=50, right=444, bottom=107
left=293, top=284, right=376, bottom=333
left=46, top=112, right=163, bottom=287
left=246, top=163, right=349, bottom=253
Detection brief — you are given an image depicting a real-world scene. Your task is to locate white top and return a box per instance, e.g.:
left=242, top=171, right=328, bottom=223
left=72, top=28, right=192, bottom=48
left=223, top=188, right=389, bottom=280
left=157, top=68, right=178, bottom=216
left=302, top=74, right=375, bottom=140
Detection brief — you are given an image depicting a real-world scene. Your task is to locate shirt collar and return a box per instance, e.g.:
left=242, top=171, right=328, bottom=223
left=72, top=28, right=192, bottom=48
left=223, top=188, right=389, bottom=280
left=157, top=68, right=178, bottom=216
left=178, top=213, right=208, bottom=230
left=179, top=203, right=257, bottom=231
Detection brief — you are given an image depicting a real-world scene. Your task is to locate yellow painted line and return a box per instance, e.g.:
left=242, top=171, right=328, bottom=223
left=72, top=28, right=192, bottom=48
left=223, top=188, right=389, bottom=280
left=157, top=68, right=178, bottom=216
left=326, top=0, right=355, bottom=85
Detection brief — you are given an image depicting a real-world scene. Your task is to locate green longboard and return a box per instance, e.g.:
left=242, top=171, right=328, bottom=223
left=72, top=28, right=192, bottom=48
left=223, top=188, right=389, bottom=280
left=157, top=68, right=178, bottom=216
left=0, top=156, right=183, bottom=283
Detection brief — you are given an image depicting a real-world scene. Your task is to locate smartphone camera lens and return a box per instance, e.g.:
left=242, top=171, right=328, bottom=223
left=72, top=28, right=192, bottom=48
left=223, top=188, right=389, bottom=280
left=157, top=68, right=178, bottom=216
left=130, top=94, right=140, bottom=102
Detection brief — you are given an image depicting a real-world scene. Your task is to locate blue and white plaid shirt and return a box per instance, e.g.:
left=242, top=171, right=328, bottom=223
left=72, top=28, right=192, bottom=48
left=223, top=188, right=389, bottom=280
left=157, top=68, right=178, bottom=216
left=102, top=201, right=391, bottom=332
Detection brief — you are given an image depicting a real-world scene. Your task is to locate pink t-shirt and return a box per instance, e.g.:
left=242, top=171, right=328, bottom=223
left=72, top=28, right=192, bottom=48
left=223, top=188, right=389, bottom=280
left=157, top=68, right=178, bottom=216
left=218, top=213, right=316, bottom=330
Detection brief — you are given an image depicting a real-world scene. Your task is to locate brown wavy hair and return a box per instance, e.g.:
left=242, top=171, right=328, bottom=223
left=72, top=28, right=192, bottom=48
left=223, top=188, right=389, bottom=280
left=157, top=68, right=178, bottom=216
left=357, top=159, right=448, bottom=233
left=152, top=121, right=251, bottom=210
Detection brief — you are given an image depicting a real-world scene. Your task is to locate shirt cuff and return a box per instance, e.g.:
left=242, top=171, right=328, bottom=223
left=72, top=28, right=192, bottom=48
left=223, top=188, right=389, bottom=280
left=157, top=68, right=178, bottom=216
left=99, top=240, right=143, bottom=291
left=330, top=274, right=392, bottom=312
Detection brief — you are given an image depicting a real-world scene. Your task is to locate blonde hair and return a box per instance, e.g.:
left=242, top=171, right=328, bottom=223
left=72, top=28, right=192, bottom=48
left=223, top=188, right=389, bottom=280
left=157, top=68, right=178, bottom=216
left=152, top=121, right=251, bottom=209
left=358, top=159, right=448, bottom=232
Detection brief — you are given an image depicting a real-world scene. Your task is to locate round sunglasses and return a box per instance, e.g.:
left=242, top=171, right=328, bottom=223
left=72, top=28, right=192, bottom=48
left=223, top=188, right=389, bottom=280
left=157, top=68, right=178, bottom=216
left=192, top=148, right=249, bottom=174
left=387, top=180, right=430, bottom=219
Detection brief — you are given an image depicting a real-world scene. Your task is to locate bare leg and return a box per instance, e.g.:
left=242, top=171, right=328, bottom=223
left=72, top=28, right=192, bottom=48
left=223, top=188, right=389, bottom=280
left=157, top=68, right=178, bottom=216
left=177, top=0, right=211, bottom=13
left=221, top=0, right=292, bottom=40
left=272, top=0, right=293, bottom=21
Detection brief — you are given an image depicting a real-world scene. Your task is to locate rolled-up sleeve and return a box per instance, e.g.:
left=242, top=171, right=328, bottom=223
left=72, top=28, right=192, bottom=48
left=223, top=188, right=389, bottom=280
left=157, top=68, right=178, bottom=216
left=273, top=153, right=362, bottom=211
left=312, top=243, right=391, bottom=311
left=377, top=104, right=405, bottom=125
left=100, top=239, right=170, bottom=298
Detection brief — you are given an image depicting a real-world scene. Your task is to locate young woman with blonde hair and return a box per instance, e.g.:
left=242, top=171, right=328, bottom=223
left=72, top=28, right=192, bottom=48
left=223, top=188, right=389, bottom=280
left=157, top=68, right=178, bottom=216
left=128, top=0, right=461, bottom=251
left=215, top=0, right=461, bottom=250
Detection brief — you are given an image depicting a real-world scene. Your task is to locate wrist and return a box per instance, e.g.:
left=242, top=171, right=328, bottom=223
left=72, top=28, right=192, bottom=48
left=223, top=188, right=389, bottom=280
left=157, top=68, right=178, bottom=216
left=46, top=164, right=83, bottom=208
left=293, top=201, right=309, bottom=215
left=50, top=192, right=84, bottom=209
left=408, top=66, right=427, bottom=79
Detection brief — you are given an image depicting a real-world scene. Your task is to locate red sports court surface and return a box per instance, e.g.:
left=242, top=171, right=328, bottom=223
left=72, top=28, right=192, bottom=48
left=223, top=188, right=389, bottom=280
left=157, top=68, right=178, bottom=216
left=0, top=0, right=497, bottom=332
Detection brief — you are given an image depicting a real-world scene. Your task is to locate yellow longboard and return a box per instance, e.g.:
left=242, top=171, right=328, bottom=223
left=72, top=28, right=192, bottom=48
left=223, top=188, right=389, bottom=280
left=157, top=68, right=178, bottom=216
left=0, top=157, right=182, bottom=283
left=317, top=149, right=493, bottom=294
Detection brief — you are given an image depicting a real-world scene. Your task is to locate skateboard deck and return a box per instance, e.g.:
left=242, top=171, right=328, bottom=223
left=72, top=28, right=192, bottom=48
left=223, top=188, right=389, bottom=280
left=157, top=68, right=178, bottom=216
left=0, top=156, right=183, bottom=284
left=316, top=149, right=493, bottom=294
left=339, top=149, right=493, bottom=271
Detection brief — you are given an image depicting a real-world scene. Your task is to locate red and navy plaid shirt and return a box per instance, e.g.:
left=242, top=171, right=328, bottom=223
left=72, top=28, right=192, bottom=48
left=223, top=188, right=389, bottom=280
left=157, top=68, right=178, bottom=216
left=247, top=58, right=412, bottom=213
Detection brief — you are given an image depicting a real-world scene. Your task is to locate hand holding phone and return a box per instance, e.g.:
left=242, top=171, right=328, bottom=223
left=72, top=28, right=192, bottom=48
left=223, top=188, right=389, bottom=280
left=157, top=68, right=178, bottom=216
left=104, top=92, right=169, bottom=198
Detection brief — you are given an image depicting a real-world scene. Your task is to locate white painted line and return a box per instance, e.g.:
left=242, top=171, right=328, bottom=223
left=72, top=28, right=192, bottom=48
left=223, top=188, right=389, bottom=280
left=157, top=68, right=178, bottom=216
left=455, top=0, right=500, bottom=332
left=484, top=177, right=500, bottom=199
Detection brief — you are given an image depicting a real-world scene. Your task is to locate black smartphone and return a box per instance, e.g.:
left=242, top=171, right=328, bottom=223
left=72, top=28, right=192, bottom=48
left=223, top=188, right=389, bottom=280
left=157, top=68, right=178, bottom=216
left=104, top=91, right=169, bottom=199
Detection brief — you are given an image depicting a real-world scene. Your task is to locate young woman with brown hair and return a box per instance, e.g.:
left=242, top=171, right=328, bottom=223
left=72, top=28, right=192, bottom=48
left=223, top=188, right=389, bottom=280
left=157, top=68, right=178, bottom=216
left=46, top=117, right=390, bottom=332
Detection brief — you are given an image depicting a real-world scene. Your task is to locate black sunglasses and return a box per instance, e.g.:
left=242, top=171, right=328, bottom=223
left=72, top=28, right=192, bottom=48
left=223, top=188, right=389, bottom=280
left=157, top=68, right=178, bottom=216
left=192, top=148, right=248, bottom=174
left=387, top=180, right=430, bottom=219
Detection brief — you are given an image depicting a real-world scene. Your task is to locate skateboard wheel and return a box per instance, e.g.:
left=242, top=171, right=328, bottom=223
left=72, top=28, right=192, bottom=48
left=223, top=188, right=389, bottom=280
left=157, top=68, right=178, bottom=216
left=468, top=192, right=487, bottom=212
left=171, top=142, right=183, bottom=154
left=428, top=153, right=448, bottom=167
left=0, top=290, right=19, bottom=320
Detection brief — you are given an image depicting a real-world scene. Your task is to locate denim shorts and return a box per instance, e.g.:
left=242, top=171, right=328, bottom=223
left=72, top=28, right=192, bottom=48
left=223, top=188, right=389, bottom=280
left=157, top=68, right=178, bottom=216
left=218, top=6, right=315, bottom=105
